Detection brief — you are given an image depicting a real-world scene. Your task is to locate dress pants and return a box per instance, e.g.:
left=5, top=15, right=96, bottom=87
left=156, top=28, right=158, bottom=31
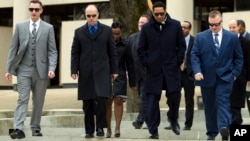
left=147, top=91, right=181, bottom=135
left=135, top=79, right=148, bottom=125
left=246, top=92, right=250, bottom=115
left=181, top=70, right=195, bottom=128
left=200, top=78, right=233, bottom=137
left=83, top=97, right=107, bottom=134
left=15, top=65, right=47, bottom=131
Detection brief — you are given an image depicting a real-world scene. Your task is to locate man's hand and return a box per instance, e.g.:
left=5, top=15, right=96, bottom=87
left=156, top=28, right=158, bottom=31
left=180, top=62, right=184, bottom=71
left=71, top=74, right=78, bottom=80
left=194, top=72, right=204, bottom=81
left=48, top=71, right=55, bottom=79
left=112, top=73, right=118, bottom=80
left=5, top=72, right=12, bottom=81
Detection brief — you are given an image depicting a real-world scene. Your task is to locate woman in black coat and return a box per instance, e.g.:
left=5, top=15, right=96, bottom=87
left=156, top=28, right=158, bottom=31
left=106, top=22, right=136, bottom=138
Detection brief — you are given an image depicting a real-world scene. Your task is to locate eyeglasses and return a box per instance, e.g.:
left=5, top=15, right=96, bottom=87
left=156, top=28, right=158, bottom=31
left=86, top=14, right=97, bottom=18
left=29, top=8, right=40, bottom=12
left=154, top=12, right=165, bottom=17
left=208, top=21, right=222, bottom=27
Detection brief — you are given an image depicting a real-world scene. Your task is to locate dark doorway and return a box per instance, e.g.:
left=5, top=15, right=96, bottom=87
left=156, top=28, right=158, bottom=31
left=194, top=0, right=234, bottom=31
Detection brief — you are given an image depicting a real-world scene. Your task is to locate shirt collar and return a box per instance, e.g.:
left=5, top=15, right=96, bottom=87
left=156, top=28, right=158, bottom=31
left=88, top=22, right=98, bottom=30
left=30, top=19, right=41, bottom=27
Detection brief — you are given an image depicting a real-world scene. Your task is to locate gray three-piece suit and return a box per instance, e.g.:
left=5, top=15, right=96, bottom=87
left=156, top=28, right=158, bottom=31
left=6, top=19, right=57, bottom=131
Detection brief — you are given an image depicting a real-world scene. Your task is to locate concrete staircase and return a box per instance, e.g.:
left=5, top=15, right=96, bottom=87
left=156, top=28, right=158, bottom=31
left=0, top=109, right=249, bottom=141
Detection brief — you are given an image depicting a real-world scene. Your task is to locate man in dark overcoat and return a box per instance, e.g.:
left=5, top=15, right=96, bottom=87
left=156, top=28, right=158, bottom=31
left=70, top=4, right=118, bottom=138
left=138, top=1, right=186, bottom=139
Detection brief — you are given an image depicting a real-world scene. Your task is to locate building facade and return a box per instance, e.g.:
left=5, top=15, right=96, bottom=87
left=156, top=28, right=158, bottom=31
left=0, top=0, right=250, bottom=88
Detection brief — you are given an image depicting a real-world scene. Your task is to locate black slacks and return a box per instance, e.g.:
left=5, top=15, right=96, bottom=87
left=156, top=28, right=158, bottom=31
left=181, top=70, right=195, bottom=127
left=82, top=97, right=107, bottom=134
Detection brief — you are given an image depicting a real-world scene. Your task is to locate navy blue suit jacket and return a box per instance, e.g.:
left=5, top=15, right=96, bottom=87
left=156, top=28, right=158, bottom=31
left=191, top=29, right=243, bottom=87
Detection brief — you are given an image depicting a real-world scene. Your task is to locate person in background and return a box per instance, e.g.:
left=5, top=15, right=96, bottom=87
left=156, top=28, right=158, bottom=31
left=191, top=10, right=243, bottom=140
left=5, top=0, right=58, bottom=139
left=138, top=1, right=186, bottom=139
left=106, top=21, right=136, bottom=138
left=164, top=20, right=195, bottom=131
left=228, top=19, right=250, bottom=125
left=129, top=14, right=150, bottom=129
left=70, top=4, right=118, bottom=138
left=237, top=19, right=250, bottom=116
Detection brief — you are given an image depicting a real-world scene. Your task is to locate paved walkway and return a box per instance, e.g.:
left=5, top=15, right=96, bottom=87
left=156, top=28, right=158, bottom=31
left=0, top=87, right=249, bottom=141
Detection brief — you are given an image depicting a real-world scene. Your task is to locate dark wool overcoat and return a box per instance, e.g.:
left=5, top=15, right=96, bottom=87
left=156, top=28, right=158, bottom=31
left=138, top=14, right=186, bottom=94
left=71, top=22, right=118, bottom=100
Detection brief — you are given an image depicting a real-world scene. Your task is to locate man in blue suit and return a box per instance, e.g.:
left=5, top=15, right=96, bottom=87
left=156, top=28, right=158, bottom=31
left=191, top=10, right=243, bottom=141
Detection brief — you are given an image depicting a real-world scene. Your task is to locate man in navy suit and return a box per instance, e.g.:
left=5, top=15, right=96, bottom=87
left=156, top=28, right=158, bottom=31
left=191, top=10, right=243, bottom=141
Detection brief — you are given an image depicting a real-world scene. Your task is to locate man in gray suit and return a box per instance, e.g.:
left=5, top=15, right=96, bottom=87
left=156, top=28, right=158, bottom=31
left=5, top=0, right=57, bottom=139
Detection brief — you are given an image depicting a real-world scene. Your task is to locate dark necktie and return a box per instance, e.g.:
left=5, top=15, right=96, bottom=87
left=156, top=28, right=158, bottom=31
left=90, top=26, right=96, bottom=36
left=32, top=23, right=37, bottom=36
left=214, top=33, right=219, bottom=55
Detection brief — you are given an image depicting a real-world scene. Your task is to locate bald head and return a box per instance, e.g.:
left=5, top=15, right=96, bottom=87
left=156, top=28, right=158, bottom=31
left=85, top=4, right=99, bottom=25
left=228, top=19, right=239, bottom=34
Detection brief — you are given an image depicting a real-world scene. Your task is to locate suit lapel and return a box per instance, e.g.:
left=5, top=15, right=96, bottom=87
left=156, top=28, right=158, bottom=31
left=36, top=20, right=43, bottom=42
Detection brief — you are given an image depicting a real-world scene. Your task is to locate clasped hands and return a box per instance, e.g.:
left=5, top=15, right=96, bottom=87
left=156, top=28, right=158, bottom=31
left=194, top=72, right=204, bottom=81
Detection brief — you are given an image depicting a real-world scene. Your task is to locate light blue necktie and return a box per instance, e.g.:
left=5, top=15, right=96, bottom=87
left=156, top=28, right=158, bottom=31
left=214, top=33, right=219, bottom=55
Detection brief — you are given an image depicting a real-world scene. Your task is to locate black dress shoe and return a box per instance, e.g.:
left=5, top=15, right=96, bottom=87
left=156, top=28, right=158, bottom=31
left=85, top=134, right=94, bottom=138
left=170, top=121, right=180, bottom=135
left=148, top=133, right=159, bottom=139
left=183, top=126, right=191, bottom=130
left=164, top=125, right=172, bottom=130
left=96, top=128, right=104, bottom=137
left=207, top=135, right=215, bottom=140
left=32, top=130, right=43, bottom=136
left=9, top=129, right=25, bottom=139
left=132, top=121, right=142, bottom=129
left=220, top=127, right=229, bottom=141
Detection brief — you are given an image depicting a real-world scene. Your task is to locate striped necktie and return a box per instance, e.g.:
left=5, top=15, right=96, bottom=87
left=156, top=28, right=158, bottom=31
left=32, top=23, right=37, bottom=36
left=214, top=33, right=219, bottom=55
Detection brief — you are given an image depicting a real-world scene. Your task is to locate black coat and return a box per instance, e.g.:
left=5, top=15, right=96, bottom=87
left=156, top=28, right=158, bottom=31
left=231, top=35, right=250, bottom=107
left=128, top=32, right=146, bottom=83
left=138, top=14, right=186, bottom=94
left=112, top=37, right=135, bottom=96
left=71, top=22, right=118, bottom=100
left=185, top=35, right=195, bottom=80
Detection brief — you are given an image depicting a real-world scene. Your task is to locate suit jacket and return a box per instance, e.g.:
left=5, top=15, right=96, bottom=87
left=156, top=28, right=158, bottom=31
left=71, top=22, right=118, bottom=100
left=184, top=35, right=195, bottom=80
left=128, top=32, right=146, bottom=83
left=6, top=20, right=58, bottom=79
left=138, top=14, right=186, bottom=94
left=191, top=29, right=243, bottom=87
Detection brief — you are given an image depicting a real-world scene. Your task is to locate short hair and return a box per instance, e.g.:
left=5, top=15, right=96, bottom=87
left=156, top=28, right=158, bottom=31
left=153, top=1, right=166, bottom=11
left=111, top=21, right=122, bottom=29
left=237, top=19, right=246, bottom=28
left=30, top=0, right=43, bottom=8
left=140, top=14, right=150, bottom=21
left=208, top=10, right=222, bottom=18
left=184, top=21, right=192, bottom=29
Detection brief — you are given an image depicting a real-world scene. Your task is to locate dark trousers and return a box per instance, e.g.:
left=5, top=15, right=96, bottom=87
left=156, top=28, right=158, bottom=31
left=231, top=107, right=243, bottom=125
left=82, top=97, right=107, bottom=134
left=135, top=79, right=148, bottom=125
left=147, top=91, right=181, bottom=135
left=200, top=78, right=233, bottom=137
left=246, top=92, right=250, bottom=114
left=181, top=70, right=195, bottom=127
